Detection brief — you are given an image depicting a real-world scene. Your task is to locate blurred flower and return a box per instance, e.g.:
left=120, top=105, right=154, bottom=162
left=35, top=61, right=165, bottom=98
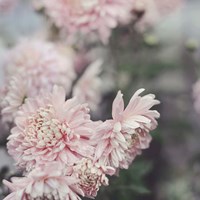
left=7, top=86, right=94, bottom=170
left=1, top=39, right=76, bottom=122
left=3, top=162, right=84, bottom=200
left=73, top=60, right=103, bottom=111
left=93, top=89, right=160, bottom=170
left=73, top=158, right=115, bottom=198
left=133, top=0, right=183, bottom=32
left=36, top=0, right=135, bottom=44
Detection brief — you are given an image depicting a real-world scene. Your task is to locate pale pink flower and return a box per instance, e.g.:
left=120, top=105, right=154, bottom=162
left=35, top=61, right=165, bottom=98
left=1, top=39, right=76, bottom=122
left=3, top=162, right=84, bottom=200
left=133, top=0, right=183, bottom=32
left=7, top=86, right=94, bottom=170
left=37, top=0, right=135, bottom=44
left=73, top=158, right=115, bottom=198
left=193, top=80, right=200, bottom=114
left=93, top=89, right=160, bottom=169
left=72, top=60, right=103, bottom=111
left=4, top=39, right=75, bottom=94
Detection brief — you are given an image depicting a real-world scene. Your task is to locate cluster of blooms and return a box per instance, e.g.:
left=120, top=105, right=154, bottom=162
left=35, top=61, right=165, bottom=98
left=0, top=1, right=163, bottom=199
left=34, top=0, right=135, bottom=44
left=33, top=0, right=184, bottom=43
left=0, top=39, right=102, bottom=123
left=3, top=84, right=159, bottom=199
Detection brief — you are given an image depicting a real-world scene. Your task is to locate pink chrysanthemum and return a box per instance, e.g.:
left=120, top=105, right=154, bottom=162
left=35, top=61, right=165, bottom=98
left=93, top=89, right=160, bottom=170
left=133, top=0, right=183, bottom=32
left=72, top=60, right=103, bottom=111
left=7, top=86, right=94, bottom=170
left=73, top=158, right=115, bottom=198
left=3, top=162, right=84, bottom=200
left=4, top=39, right=75, bottom=94
left=37, top=0, right=135, bottom=44
left=1, top=39, right=76, bottom=122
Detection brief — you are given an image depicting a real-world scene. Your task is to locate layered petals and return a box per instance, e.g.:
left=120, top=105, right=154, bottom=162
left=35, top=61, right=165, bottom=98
left=36, top=0, right=135, bottom=43
left=93, top=89, right=160, bottom=170
left=73, top=158, right=115, bottom=198
left=1, top=39, right=76, bottom=122
left=7, top=86, right=94, bottom=170
left=3, top=162, right=83, bottom=200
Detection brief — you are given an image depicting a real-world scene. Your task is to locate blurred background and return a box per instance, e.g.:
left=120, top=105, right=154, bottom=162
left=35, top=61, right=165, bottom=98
left=0, top=0, right=200, bottom=200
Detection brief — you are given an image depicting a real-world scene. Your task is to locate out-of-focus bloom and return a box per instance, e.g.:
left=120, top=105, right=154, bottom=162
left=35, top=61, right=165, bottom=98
left=0, top=0, right=17, bottom=13
left=4, top=39, right=75, bottom=94
left=193, top=80, right=200, bottom=114
left=36, top=0, right=135, bottom=44
left=93, top=89, right=160, bottom=170
left=3, top=162, right=84, bottom=200
left=73, top=60, right=103, bottom=111
left=73, top=158, right=115, bottom=198
left=1, top=75, right=27, bottom=122
left=133, top=0, right=183, bottom=32
left=7, top=86, right=94, bottom=170
left=1, top=39, right=76, bottom=122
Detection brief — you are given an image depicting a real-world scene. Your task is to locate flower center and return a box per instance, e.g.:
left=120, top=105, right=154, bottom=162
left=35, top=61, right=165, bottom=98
left=25, top=105, right=71, bottom=148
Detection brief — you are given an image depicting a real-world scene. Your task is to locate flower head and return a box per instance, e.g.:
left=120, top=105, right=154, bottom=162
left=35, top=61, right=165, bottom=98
left=73, top=158, right=115, bottom=198
left=4, top=39, right=75, bottom=94
left=1, top=39, right=76, bottom=122
left=93, top=89, right=160, bottom=170
left=3, top=162, right=83, bottom=200
left=7, top=86, right=94, bottom=170
left=37, top=0, right=135, bottom=43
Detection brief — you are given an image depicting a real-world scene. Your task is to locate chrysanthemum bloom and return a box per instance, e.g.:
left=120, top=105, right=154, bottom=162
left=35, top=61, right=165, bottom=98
left=133, top=0, right=183, bottom=32
left=1, top=39, right=76, bottom=122
left=3, top=162, right=84, bottom=200
left=7, top=86, right=94, bottom=170
left=73, top=158, right=115, bottom=198
left=73, top=60, right=103, bottom=111
left=36, top=0, right=135, bottom=44
left=193, top=80, right=200, bottom=114
left=93, top=89, right=160, bottom=170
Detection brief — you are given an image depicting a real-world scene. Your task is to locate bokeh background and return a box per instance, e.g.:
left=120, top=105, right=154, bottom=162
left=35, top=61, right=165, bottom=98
left=1, top=0, right=200, bottom=200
